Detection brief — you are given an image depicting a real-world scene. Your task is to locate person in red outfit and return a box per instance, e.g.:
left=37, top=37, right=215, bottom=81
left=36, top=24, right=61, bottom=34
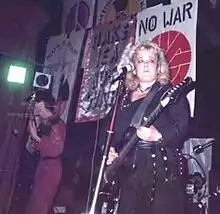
left=25, top=90, right=66, bottom=214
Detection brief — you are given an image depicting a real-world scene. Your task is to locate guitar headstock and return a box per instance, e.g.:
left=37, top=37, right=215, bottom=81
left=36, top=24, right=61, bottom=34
left=160, top=77, right=193, bottom=107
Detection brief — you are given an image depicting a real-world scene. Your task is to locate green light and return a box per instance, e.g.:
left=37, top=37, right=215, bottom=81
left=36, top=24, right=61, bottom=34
left=7, top=65, right=27, bottom=84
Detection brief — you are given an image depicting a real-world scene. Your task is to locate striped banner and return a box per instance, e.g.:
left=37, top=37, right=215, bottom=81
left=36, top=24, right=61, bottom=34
left=75, top=17, right=135, bottom=122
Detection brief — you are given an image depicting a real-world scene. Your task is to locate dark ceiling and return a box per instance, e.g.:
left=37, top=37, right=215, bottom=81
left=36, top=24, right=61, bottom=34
left=32, top=0, right=62, bottom=13
left=32, top=0, right=63, bottom=64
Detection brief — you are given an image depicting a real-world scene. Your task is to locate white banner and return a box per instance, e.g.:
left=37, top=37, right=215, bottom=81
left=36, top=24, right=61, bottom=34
left=43, top=30, right=85, bottom=122
left=62, top=0, right=96, bottom=33
left=135, top=0, right=198, bottom=116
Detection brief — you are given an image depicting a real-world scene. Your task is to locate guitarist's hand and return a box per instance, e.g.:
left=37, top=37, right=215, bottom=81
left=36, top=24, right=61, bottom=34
left=106, top=147, right=118, bottom=165
left=28, top=120, right=41, bottom=142
left=137, top=125, right=162, bottom=142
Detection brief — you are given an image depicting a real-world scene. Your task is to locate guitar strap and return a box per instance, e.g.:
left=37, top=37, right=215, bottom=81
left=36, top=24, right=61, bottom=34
left=130, top=82, right=163, bottom=128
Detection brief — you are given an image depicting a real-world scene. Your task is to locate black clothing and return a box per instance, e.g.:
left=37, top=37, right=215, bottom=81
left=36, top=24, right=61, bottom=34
left=99, top=82, right=190, bottom=214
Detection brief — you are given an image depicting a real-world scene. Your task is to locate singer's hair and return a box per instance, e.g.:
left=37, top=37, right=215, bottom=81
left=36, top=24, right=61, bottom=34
left=119, top=41, right=170, bottom=91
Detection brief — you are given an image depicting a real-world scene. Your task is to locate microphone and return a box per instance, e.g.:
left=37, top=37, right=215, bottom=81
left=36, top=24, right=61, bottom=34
left=111, top=64, right=132, bottom=84
left=193, top=140, right=214, bottom=154
left=118, top=64, right=132, bottom=73
left=24, top=92, right=36, bottom=102
left=12, top=129, right=19, bottom=137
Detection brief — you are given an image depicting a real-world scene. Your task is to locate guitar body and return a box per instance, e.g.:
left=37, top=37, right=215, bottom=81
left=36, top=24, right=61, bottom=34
left=26, top=116, right=60, bottom=156
left=102, top=77, right=192, bottom=189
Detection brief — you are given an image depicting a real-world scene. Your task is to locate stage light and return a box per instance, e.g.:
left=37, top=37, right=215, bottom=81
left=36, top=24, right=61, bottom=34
left=7, top=65, right=27, bottom=84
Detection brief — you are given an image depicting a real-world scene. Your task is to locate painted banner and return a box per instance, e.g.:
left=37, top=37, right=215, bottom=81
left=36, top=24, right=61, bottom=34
left=96, top=0, right=147, bottom=25
left=96, top=0, right=180, bottom=25
left=75, top=17, right=135, bottom=122
left=62, top=0, right=96, bottom=34
left=43, top=30, right=85, bottom=122
left=135, top=0, right=198, bottom=116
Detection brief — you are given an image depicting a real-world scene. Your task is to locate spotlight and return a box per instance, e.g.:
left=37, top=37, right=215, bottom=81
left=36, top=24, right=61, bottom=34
left=33, top=72, right=51, bottom=89
left=7, top=65, right=27, bottom=84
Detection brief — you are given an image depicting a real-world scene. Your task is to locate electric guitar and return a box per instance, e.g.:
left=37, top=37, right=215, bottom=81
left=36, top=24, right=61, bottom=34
left=103, top=77, right=193, bottom=185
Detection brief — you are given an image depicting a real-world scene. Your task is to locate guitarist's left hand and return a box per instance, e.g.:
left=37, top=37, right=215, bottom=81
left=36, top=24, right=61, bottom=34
left=136, top=125, right=162, bottom=142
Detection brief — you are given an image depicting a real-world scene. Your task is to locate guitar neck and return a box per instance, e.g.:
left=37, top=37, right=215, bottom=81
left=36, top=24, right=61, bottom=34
left=142, top=103, right=163, bottom=127
left=118, top=134, right=138, bottom=161
left=105, top=133, right=138, bottom=179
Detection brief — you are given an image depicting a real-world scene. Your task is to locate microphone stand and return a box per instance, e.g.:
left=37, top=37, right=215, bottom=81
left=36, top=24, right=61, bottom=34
left=87, top=79, right=125, bottom=214
left=26, top=93, right=39, bottom=154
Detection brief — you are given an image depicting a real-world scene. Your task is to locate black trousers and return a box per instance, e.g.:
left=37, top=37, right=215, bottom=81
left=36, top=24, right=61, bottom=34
left=117, top=147, right=186, bottom=214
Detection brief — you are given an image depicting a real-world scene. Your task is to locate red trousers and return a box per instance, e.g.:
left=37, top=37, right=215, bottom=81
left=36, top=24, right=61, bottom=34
left=25, top=158, right=62, bottom=214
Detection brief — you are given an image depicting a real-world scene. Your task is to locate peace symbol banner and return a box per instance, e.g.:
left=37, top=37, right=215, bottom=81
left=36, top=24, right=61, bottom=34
left=62, top=0, right=96, bottom=34
left=135, top=0, right=198, bottom=116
